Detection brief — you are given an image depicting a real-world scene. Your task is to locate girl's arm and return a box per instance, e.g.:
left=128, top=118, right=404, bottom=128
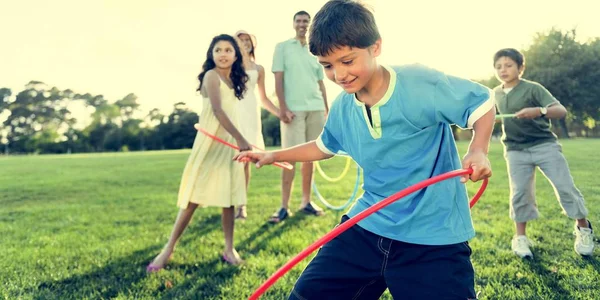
left=204, top=70, right=250, bottom=150
left=256, top=65, right=280, bottom=117
left=233, top=141, right=333, bottom=168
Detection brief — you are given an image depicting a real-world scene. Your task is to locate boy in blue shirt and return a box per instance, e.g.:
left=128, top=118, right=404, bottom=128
left=235, top=0, right=495, bottom=298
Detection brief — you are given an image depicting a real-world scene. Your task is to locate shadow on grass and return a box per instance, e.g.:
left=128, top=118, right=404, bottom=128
left=238, top=210, right=318, bottom=254
left=581, top=254, right=600, bottom=276
left=522, top=258, right=573, bottom=300
left=33, top=245, right=162, bottom=299
left=144, top=212, right=317, bottom=299
left=30, top=213, right=226, bottom=299
left=157, top=256, right=244, bottom=299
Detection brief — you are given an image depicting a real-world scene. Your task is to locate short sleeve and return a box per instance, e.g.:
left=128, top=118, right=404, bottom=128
left=316, top=63, right=324, bottom=81
left=533, top=83, right=559, bottom=107
left=271, top=43, right=284, bottom=73
left=434, top=73, right=495, bottom=129
left=316, top=98, right=344, bottom=155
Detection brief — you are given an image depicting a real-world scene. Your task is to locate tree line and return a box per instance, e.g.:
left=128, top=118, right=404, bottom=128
left=1, top=28, right=598, bottom=155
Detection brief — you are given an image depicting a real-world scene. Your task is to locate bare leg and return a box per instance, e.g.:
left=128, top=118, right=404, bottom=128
left=299, top=162, right=323, bottom=215
left=300, top=162, right=314, bottom=206
left=149, top=203, right=199, bottom=269
left=281, top=164, right=296, bottom=209
left=222, top=206, right=243, bottom=264
left=516, top=222, right=527, bottom=236
left=244, top=162, right=251, bottom=190
left=577, top=219, right=590, bottom=228
left=236, top=163, right=250, bottom=219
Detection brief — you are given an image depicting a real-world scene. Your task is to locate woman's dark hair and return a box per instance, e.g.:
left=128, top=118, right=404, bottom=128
left=197, top=34, right=248, bottom=100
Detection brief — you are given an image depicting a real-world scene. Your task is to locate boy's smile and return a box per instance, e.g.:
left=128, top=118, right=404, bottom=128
left=317, top=44, right=379, bottom=94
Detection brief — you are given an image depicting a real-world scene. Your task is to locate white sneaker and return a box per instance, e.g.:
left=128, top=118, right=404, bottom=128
left=512, top=235, right=533, bottom=258
left=574, top=221, right=595, bottom=256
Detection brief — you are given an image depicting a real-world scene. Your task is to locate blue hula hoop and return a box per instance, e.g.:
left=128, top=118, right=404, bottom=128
left=312, top=163, right=362, bottom=211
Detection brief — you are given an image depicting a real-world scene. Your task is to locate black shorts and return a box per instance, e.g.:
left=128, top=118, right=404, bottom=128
left=289, top=215, right=476, bottom=300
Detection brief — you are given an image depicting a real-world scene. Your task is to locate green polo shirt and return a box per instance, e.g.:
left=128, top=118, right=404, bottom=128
left=494, top=79, right=559, bottom=151
left=272, top=38, right=325, bottom=112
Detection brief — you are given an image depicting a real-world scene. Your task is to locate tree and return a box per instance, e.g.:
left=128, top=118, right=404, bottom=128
left=2, top=81, right=79, bottom=153
left=0, top=88, right=12, bottom=154
left=478, top=28, right=600, bottom=137
left=161, top=102, right=199, bottom=149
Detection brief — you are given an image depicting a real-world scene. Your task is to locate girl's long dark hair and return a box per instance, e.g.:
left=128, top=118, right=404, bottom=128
left=197, top=34, right=248, bottom=100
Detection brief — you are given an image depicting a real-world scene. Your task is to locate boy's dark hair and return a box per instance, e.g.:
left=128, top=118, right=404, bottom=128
left=293, top=11, right=310, bottom=20
left=493, top=48, right=525, bottom=68
left=309, top=0, right=380, bottom=56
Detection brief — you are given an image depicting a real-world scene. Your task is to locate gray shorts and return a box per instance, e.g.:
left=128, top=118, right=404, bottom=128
left=505, top=142, right=588, bottom=222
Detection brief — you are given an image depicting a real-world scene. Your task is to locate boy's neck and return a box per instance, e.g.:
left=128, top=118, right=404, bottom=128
left=356, top=65, right=389, bottom=107
left=502, top=78, right=521, bottom=89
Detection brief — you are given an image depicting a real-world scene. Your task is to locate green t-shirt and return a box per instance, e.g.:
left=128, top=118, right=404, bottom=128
left=271, top=38, right=325, bottom=112
left=494, top=79, right=559, bottom=151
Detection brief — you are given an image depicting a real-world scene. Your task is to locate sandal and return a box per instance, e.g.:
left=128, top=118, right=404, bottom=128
left=235, top=205, right=247, bottom=220
left=268, top=207, right=292, bottom=224
left=300, top=201, right=324, bottom=216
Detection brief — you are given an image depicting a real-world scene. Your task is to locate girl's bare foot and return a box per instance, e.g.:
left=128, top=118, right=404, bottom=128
left=222, top=248, right=244, bottom=265
left=146, top=248, right=173, bottom=272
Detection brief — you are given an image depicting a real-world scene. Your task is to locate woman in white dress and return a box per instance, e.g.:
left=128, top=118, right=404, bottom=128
left=235, top=30, right=282, bottom=220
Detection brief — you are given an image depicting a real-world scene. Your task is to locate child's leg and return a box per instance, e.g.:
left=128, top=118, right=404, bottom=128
left=506, top=150, right=537, bottom=235
left=384, top=241, right=476, bottom=299
left=300, top=161, right=314, bottom=205
left=149, top=203, right=199, bottom=267
left=289, top=215, right=388, bottom=300
left=244, top=161, right=251, bottom=190
left=236, top=163, right=250, bottom=219
left=222, top=206, right=242, bottom=263
left=533, top=142, right=588, bottom=224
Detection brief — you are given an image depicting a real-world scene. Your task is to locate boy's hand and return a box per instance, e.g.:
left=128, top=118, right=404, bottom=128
left=515, top=107, right=541, bottom=119
left=233, top=151, right=275, bottom=168
left=461, top=150, right=492, bottom=183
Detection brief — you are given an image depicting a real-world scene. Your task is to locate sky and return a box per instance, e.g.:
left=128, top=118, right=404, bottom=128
left=1, top=0, right=598, bottom=123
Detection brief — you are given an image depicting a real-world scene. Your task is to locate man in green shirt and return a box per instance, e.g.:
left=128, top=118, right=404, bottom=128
left=494, top=48, right=594, bottom=258
left=269, top=11, right=329, bottom=223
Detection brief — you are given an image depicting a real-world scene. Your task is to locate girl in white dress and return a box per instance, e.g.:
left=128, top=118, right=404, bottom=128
left=235, top=30, right=282, bottom=220
left=147, top=34, right=250, bottom=270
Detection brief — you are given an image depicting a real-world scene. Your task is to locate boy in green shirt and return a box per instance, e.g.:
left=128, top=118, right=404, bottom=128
left=493, top=48, right=594, bottom=258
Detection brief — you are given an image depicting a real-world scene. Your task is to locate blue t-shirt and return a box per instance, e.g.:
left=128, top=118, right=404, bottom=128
left=316, top=64, right=494, bottom=245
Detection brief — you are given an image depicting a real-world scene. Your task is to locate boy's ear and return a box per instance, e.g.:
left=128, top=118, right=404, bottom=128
left=369, top=39, right=382, bottom=57
left=519, top=64, right=526, bottom=75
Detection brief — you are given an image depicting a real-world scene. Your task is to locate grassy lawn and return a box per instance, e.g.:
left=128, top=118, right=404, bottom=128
left=1, top=139, right=599, bottom=299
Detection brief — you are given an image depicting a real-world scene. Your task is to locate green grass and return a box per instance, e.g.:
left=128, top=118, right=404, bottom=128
left=1, top=140, right=599, bottom=299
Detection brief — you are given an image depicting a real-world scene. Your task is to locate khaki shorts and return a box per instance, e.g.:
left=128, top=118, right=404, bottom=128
left=281, top=110, right=326, bottom=148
